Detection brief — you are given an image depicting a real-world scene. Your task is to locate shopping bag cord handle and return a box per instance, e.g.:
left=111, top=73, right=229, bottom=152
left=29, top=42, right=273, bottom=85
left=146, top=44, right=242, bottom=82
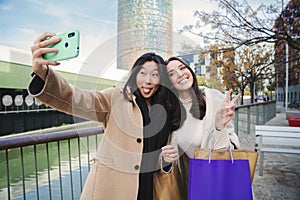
left=208, top=143, right=234, bottom=164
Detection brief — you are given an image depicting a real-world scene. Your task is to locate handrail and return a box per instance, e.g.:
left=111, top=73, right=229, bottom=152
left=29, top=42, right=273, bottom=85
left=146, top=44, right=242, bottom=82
left=234, top=101, right=276, bottom=135
left=235, top=100, right=275, bottom=109
left=0, top=126, right=104, bottom=150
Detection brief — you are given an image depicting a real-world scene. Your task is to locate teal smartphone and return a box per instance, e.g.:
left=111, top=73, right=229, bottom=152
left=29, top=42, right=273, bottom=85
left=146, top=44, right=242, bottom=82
left=42, top=30, right=80, bottom=61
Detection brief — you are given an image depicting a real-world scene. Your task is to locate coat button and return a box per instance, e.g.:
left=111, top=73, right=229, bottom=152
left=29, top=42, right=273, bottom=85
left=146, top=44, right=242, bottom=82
left=136, top=138, right=142, bottom=143
left=134, top=165, right=140, bottom=170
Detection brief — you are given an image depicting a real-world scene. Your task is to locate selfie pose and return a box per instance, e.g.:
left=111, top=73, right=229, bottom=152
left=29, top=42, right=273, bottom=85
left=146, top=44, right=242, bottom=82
left=28, top=32, right=182, bottom=200
left=161, top=57, right=241, bottom=199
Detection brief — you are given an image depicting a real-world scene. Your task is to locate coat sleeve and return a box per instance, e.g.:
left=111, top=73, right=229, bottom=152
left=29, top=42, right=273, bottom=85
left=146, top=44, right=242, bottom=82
left=28, top=66, right=113, bottom=123
left=207, top=88, right=240, bottom=149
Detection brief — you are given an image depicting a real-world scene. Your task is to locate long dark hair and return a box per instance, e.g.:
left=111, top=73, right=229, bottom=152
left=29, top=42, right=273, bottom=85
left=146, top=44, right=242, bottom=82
left=123, top=52, right=183, bottom=131
left=165, top=57, right=206, bottom=120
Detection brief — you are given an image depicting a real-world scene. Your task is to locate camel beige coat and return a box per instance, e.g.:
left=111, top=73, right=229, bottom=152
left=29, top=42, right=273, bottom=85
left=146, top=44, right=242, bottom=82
left=28, top=67, right=158, bottom=199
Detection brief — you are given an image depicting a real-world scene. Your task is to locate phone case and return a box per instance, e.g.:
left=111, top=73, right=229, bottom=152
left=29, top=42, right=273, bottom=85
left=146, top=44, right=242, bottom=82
left=42, top=30, right=80, bottom=61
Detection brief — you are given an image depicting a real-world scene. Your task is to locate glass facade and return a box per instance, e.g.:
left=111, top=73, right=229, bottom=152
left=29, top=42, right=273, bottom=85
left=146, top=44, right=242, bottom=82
left=117, top=0, right=173, bottom=70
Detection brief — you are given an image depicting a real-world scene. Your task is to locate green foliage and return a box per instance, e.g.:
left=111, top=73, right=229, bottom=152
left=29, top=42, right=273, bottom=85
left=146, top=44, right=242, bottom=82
left=196, top=75, right=206, bottom=86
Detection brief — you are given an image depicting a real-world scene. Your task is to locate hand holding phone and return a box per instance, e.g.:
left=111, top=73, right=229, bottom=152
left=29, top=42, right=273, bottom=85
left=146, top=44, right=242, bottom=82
left=42, top=30, right=80, bottom=61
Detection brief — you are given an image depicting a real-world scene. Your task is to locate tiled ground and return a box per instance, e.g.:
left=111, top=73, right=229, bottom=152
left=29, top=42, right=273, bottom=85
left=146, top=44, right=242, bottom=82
left=238, top=111, right=300, bottom=200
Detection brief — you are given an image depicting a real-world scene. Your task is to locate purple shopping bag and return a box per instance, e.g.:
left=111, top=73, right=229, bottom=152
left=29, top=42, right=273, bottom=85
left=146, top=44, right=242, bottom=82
left=188, top=158, right=253, bottom=200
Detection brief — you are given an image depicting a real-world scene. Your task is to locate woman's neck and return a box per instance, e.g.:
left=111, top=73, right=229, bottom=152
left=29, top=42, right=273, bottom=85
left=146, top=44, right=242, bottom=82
left=179, top=90, right=192, bottom=100
left=145, top=99, right=151, bottom=110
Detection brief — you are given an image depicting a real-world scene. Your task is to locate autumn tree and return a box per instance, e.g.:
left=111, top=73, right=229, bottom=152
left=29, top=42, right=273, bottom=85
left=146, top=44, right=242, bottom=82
left=210, top=45, right=239, bottom=91
left=210, top=44, right=248, bottom=104
left=180, top=0, right=300, bottom=98
left=206, top=76, right=225, bottom=91
left=241, top=45, right=274, bottom=103
left=207, top=45, right=226, bottom=92
left=181, top=0, right=299, bottom=51
left=211, top=44, right=274, bottom=104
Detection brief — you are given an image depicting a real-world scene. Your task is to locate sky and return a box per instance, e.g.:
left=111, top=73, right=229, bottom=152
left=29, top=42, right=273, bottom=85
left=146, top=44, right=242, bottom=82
left=0, top=0, right=281, bottom=79
left=0, top=0, right=216, bottom=54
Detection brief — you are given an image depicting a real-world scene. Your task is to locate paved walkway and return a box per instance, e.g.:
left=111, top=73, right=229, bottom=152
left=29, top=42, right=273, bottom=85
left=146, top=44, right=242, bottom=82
left=238, top=108, right=300, bottom=200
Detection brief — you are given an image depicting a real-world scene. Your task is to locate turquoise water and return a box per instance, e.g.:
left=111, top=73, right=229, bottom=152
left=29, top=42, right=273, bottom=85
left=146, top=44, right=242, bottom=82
left=12, top=166, right=89, bottom=200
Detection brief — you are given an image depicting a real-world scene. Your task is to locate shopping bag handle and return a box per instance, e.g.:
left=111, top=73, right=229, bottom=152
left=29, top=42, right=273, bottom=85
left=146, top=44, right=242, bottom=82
left=208, top=124, right=234, bottom=164
left=208, top=142, right=234, bottom=164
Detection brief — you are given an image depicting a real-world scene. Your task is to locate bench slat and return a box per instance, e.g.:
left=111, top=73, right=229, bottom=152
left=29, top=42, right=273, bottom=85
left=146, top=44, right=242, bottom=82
left=258, top=147, right=300, bottom=154
left=255, top=125, right=300, bottom=133
left=255, top=131, right=300, bottom=138
left=255, top=137, right=300, bottom=147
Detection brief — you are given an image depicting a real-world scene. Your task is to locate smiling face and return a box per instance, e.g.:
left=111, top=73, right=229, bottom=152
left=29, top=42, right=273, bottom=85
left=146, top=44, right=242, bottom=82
left=136, top=61, right=160, bottom=99
left=166, top=59, right=194, bottom=97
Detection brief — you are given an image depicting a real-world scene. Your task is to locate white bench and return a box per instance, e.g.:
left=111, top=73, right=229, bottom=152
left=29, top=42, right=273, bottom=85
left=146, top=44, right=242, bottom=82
left=255, top=125, right=300, bottom=176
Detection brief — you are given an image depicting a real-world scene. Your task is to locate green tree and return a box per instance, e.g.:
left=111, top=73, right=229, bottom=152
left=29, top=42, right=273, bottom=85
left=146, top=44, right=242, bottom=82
left=196, top=75, right=206, bottom=86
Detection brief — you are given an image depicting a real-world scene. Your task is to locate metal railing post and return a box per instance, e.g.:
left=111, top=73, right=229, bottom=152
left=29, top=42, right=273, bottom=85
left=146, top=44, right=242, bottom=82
left=234, top=109, right=239, bottom=135
left=6, top=149, right=11, bottom=200
left=247, top=106, right=251, bottom=134
left=263, top=104, right=266, bottom=124
left=256, top=105, right=259, bottom=125
left=20, top=147, right=26, bottom=200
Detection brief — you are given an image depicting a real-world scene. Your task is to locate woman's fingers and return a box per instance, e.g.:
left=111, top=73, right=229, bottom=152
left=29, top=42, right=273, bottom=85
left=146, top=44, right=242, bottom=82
left=32, top=46, right=58, bottom=59
left=161, top=145, right=178, bottom=162
left=32, top=32, right=61, bottom=55
left=34, top=32, right=56, bottom=44
left=215, top=90, right=241, bottom=130
left=32, top=32, right=62, bottom=63
left=161, top=145, right=176, bottom=151
left=231, top=93, right=241, bottom=104
left=162, top=145, right=177, bottom=154
left=31, top=32, right=62, bottom=80
left=224, top=89, right=232, bottom=104
left=224, top=91, right=241, bottom=113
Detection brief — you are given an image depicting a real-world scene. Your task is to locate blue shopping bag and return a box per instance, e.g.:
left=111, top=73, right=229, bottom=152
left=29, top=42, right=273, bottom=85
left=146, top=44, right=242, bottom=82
left=188, top=158, right=253, bottom=200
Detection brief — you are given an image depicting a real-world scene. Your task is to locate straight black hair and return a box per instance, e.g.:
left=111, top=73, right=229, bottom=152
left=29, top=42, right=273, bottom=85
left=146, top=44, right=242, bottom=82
left=123, top=52, right=184, bottom=131
left=123, top=52, right=165, bottom=101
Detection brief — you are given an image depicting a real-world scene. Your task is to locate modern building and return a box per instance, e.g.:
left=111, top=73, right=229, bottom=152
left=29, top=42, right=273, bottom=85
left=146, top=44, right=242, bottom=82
left=117, top=0, right=173, bottom=70
left=177, top=48, right=222, bottom=81
left=274, top=0, right=300, bottom=106
left=177, top=51, right=206, bottom=75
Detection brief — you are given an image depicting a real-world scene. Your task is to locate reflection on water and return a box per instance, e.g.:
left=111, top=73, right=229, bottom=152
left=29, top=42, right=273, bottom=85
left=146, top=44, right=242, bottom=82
left=0, top=136, right=101, bottom=199
left=11, top=166, right=89, bottom=200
